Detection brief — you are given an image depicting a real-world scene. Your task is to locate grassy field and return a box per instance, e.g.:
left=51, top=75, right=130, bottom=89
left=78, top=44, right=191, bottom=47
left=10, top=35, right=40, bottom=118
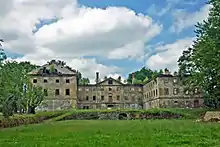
left=0, top=120, right=220, bottom=147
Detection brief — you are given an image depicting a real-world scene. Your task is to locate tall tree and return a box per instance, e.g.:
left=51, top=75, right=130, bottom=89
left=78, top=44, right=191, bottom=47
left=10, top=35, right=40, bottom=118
left=0, top=61, right=43, bottom=116
left=127, top=67, right=163, bottom=84
left=178, top=0, right=220, bottom=108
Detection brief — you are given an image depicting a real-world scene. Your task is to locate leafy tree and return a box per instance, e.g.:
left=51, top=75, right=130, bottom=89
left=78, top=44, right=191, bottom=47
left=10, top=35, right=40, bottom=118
left=127, top=67, right=163, bottom=84
left=76, top=71, right=90, bottom=85
left=132, top=78, right=142, bottom=84
left=24, top=83, right=44, bottom=114
left=178, top=0, right=220, bottom=108
left=0, top=61, right=43, bottom=116
left=79, top=78, right=90, bottom=85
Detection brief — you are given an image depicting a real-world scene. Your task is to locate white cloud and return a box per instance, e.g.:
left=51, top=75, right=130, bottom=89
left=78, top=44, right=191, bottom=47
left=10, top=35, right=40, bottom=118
left=146, top=37, right=195, bottom=72
left=0, top=0, right=162, bottom=79
left=170, top=4, right=211, bottom=33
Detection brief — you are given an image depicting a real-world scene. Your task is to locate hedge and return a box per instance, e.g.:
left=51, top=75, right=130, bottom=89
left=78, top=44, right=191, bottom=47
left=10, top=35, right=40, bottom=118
left=0, top=111, right=65, bottom=128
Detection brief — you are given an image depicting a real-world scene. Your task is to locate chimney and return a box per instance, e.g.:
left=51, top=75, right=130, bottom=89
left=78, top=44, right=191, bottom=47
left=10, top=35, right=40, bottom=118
left=164, top=68, right=170, bottom=75
left=118, top=76, right=121, bottom=82
left=96, top=72, right=99, bottom=84
left=132, top=73, right=135, bottom=84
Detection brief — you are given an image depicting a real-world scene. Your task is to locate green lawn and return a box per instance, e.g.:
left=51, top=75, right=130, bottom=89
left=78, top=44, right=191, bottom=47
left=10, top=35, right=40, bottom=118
left=0, top=120, right=220, bottom=147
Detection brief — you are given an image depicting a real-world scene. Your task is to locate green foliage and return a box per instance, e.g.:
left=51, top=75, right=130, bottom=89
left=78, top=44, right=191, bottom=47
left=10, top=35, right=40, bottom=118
left=132, top=78, right=142, bottom=84
left=0, top=61, right=44, bottom=117
left=178, top=0, right=220, bottom=108
left=76, top=71, right=90, bottom=85
left=0, top=111, right=65, bottom=128
left=79, top=78, right=90, bottom=85
left=127, top=67, right=163, bottom=84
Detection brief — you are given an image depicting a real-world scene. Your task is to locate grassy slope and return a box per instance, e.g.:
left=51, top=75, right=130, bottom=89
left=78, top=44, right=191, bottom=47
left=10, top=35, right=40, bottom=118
left=0, top=120, right=220, bottom=147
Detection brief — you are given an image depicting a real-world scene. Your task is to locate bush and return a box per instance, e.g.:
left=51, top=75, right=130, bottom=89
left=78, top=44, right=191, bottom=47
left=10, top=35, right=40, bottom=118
left=0, top=111, right=65, bottom=128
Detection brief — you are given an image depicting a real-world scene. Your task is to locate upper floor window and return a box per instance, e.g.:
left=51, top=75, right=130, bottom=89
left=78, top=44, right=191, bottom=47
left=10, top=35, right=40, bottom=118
left=164, top=78, right=169, bottom=84
left=109, top=87, right=112, bottom=91
left=108, top=79, right=113, bottom=85
left=55, top=89, right=60, bottom=95
left=173, top=88, right=179, bottom=95
left=164, top=88, right=169, bottom=95
left=101, top=95, right=104, bottom=100
left=33, top=79, right=37, bottom=83
left=65, top=89, right=70, bottom=95
left=116, top=95, right=120, bottom=100
left=66, top=79, right=70, bottom=83
left=56, top=79, right=59, bottom=83
left=173, top=78, right=177, bottom=84
left=43, top=79, right=48, bottom=83
left=86, top=96, right=89, bottom=101
left=93, top=96, right=96, bottom=101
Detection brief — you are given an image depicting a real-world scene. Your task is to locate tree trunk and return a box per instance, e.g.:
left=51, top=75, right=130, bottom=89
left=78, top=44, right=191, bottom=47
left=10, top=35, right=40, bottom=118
left=28, top=106, right=36, bottom=114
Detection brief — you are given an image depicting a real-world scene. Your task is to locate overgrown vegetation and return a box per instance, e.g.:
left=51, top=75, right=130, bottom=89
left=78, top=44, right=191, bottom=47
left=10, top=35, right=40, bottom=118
left=178, top=0, right=220, bottom=108
left=127, top=67, right=164, bottom=84
left=0, top=111, right=65, bottom=128
left=0, top=61, right=44, bottom=117
left=1, top=119, right=220, bottom=147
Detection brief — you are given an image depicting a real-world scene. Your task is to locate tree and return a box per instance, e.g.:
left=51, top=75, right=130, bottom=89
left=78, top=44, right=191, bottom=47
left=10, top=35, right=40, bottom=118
left=132, top=78, right=142, bottom=84
left=0, top=61, right=42, bottom=116
left=79, top=78, right=90, bottom=85
left=178, top=0, right=220, bottom=108
left=24, top=83, right=44, bottom=114
left=127, top=67, right=163, bottom=84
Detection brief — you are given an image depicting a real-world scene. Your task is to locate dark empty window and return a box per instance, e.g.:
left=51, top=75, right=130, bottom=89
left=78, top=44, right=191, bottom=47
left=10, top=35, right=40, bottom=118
left=33, top=79, right=37, bottom=83
left=55, top=89, right=60, bottom=95
left=66, top=79, right=70, bottom=83
left=83, top=106, right=89, bottom=109
left=43, top=89, right=48, bottom=96
left=117, top=95, right=120, bottom=100
left=108, top=79, right=113, bottom=85
left=109, top=87, right=112, bottom=91
left=56, top=79, right=59, bottom=83
left=164, top=88, right=169, bottom=95
left=86, top=96, right=89, bottom=101
left=101, top=95, right=104, bottom=100
left=65, top=89, right=70, bottom=95
left=124, top=96, right=128, bottom=100
left=44, top=79, right=48, bottom=83
left=93, top=96, right=96, bottom=101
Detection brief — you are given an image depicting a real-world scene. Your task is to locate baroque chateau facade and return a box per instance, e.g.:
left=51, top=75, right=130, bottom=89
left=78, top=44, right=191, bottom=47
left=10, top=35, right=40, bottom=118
left=28, top=60, right=204, bottom=111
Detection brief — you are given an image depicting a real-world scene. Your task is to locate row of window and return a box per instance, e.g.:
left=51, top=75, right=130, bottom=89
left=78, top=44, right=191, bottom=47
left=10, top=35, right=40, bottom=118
left=146, top=78, right=178, bottom=89
left=145, top=88, right=199, bottom=98
left=33, top=79, right=70, bottom=84
left=79, top=87, right=142, bottom=92
left=81, top=95, right=139, bottom=101
left=43, top=89, right=70, bottom=96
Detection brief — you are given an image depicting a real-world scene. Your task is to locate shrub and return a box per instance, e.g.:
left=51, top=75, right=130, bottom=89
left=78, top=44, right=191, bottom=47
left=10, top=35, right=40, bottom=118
left=0, top=111, right=65, bottom=129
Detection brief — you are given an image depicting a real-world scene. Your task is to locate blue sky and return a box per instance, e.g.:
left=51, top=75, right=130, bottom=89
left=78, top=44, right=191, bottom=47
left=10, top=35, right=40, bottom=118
left=2, top=0, right=209, bottom=80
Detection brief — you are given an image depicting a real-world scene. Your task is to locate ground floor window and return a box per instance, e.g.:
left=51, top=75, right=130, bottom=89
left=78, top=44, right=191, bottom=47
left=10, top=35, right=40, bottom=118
left=83, top=106, right=89, bottom=109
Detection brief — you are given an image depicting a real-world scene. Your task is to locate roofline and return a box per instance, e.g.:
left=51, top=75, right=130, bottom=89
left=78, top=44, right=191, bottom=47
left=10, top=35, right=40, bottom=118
left=96, top=77, right=125, bottom=85
left=28, top=74, right=76, bottom=77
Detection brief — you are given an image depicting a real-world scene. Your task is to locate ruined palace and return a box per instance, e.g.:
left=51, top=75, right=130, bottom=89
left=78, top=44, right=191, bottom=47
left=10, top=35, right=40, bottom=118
left=28, top=61, right=204, bottom=111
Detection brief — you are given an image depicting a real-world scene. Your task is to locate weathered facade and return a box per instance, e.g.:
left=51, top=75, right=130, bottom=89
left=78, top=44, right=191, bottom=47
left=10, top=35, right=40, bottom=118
left=143, top=74, right=203, bottom=109
left=29, top=62, right=204, bottom=111
left=77, top=75, right=143, bottom=109
left=28, top=61, right=77, bottom=111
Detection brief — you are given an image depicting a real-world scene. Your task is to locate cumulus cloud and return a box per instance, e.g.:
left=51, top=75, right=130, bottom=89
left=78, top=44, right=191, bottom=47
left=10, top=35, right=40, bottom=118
left=170, top=4, right=211, bottom=33
left=0, top=0, right=162, bottom=80
left=146, top=37, right=195, bottom=72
